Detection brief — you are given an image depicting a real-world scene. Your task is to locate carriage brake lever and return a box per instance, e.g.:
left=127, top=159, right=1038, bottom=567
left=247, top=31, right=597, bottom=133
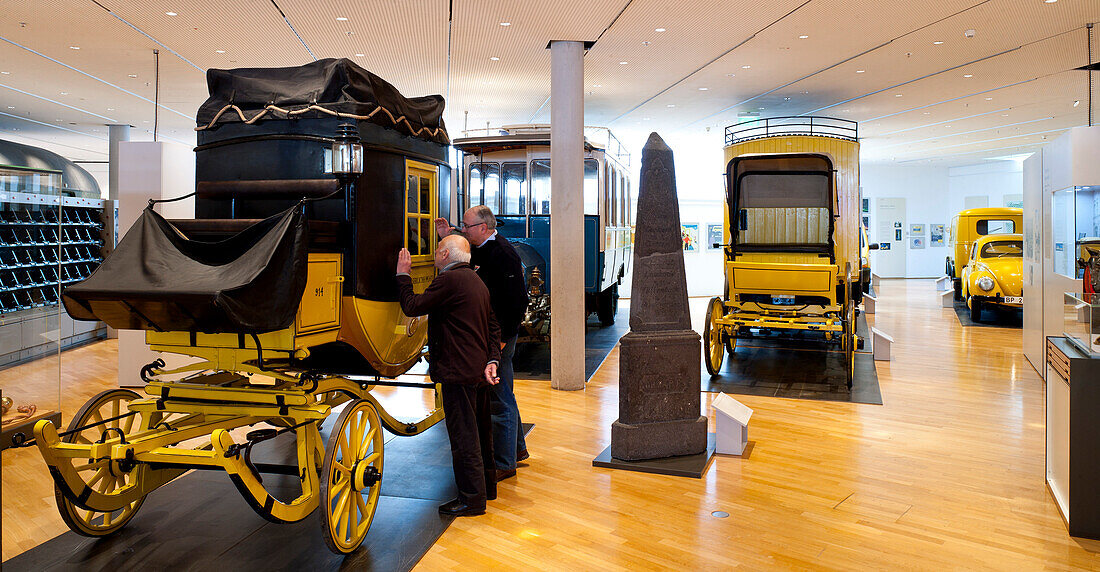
left=225, top=428, right=280, bottom=484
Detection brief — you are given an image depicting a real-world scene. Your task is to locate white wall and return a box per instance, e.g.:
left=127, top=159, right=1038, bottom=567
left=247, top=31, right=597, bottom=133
left=862, top=160, right=1023, bottom=277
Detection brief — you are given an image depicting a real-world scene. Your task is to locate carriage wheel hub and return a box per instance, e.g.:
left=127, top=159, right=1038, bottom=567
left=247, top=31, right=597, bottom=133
left=352, top=462, right=380, bottom=491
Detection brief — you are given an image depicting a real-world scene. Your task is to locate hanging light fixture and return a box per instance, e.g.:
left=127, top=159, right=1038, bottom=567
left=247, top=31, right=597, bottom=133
left=332, top=123, right=363, bottom=177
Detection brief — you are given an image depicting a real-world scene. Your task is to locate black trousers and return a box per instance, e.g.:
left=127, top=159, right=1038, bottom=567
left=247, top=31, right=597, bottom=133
left=441, top=382, right=496, bottom=509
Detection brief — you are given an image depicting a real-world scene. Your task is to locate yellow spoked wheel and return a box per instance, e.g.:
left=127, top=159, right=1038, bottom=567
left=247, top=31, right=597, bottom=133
left=704, top=297, right=726, bottom=376
left=55, top=389, right=150, bottom=537
left=320, top=399, right=384, bottom=555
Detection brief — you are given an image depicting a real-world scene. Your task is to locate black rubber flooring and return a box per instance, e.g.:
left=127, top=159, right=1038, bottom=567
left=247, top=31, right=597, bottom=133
left=3, top=415, right=460, bottom=572
left=701, top=327, right=883, bottom=406
left=951, top=297, right=1022, bottom=328
left=510, top=300, right=632, bottom=381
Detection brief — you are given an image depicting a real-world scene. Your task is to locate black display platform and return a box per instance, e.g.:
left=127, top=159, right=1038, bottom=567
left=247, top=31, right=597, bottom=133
left=593, top=433, right=716, bottom=478
left=510, top=300, right=632, bottom=381
left=3, top=419, right=460, bottom=571
left=702, top=344, right=882, bottom=405
left=952, top=297, right=1022, bottom=328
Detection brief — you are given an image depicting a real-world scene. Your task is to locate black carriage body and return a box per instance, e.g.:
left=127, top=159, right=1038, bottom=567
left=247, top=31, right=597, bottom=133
left=193, top=61, right=450, bottom=303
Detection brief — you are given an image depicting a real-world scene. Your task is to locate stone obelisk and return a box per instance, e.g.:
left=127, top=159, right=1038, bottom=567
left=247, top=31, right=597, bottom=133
left=610, top=133, right=708, bottom=461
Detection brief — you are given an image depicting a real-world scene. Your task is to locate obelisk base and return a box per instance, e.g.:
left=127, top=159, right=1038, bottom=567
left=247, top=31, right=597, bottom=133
left=611, top=416, right=708, bottom=461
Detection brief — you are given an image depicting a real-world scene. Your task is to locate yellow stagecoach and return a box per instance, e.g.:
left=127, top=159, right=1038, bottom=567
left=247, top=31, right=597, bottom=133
left=26, top=59, right=451, bottom=555
left=704, top=117, right=863, bottom=386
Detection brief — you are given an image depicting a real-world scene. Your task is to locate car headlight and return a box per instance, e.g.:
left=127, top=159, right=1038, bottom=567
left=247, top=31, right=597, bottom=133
left=977, top=276, right=994, bottom=291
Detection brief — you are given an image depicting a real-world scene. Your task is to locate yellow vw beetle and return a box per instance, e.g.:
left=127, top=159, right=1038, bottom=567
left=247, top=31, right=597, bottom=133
left=961, top=233, right=1023, bottom=322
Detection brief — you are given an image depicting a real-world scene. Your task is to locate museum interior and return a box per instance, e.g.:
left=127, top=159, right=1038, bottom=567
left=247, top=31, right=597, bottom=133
left=2, top=0, right=1100, bottom=569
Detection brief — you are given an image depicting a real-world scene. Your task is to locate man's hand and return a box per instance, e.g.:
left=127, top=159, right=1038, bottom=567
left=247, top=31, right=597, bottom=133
left=396, top=248, right=412, bottom=275
left=485, top=362, right=499, bottom=385
left=434, top=217, right=453, bottom=239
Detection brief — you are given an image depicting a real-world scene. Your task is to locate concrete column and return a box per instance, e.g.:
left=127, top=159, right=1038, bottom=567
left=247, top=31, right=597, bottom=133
left=549, top=40, right=585, bottom=391
left=107, top=124, right=130, bottom=202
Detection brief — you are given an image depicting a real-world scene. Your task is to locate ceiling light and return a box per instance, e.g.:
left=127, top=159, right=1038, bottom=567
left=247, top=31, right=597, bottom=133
left=855, top=70, right=865, bottom=73
left=741, top=65, right=751, bottom=69
left=726, top=73, right=735, bottom=77
left=107, top=108, right=114, bottom=111
left=758, top=107, right=765, bottom=110
left=933, top=41, right=944, bottom=45
left=489, top=56, right=500, bottom=61
left=963, top=74, right=973, bottom=78
left=1074, top=100, right=1081, bottom=107
left=6, top=106, right=13, bottom=109
left=499, top=22, right=511, bottom=26
left=895, top=94, right=903, bottom=97
left=643, top=117, right=651, bottom=121
left=215, top=50, right=226, bottom=54
left=667, top=104, right=675, bottom=108
left=783, top=97, right=791, bottom=101
left=336, top=16, right=348, bottom=21
left=699, top=87, right=708, bottom=91
left=1044, top=0, right=1057, bottom=3
left=985, top=97, right=993, bottom=100
left=641, top=41, right=651, bottom=46
left=964, top=29, right=976, bottom=38
left=923, top=111, right=931, bottom=114
left=593, top=84, right=601, bottom=88
left=799, top=35, right=809, bottom=39
left=355, top=53, right=364, bottom=57
left=1002, top=113, right=1009, bottom=116
left=60, top=92, right=68, bottom=95
left=0, top=71, right=9, bottom=75
left=165, top=11, right=177, bottom=16
left=69, top=46, right=80, bottom=50
left=619, top=61, right=628, bottom=65
left=655, top=28, right=666, bottom=32
left=841, top=109, right=850, bottom=112
left=128, top=74, right=137, bottom=78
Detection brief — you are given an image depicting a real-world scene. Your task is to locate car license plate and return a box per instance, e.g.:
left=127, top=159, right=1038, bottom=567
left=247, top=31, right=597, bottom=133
left=1003, top=296, right=1022, bottom=304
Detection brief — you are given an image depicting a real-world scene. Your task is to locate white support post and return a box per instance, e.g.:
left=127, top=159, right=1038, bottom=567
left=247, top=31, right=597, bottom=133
left=941, top=290, right=954, bottom=308
left=935, top=276, right=951, bottom=291
left=549, top=40, right=586, bottom=391
left=870, top=327, right=894, bottom=361
left=863, top=293, right=876, bottom=314
left=871, top=272, right=881, bottom=290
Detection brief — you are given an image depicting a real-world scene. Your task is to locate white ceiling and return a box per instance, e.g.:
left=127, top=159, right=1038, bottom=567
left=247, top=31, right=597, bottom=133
left=0, top=0, right=1097, bottom=172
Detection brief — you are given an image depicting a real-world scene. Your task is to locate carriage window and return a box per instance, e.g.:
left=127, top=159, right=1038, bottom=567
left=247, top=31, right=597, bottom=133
left=502, top=162, right=526, bottom=215
left=619, top=172, right=626, bottom=227
left=738, top=172, right=830, bottom=246
left=739, top=173, right=829, bottom=208
left=977, top=219, right=1014, bottom=235
left=406, top=164, right=436, bottom=257
left=469, top=162, right=500, bottom=211
left=583, top=159, right=599, bottom=215
left=531, top=159, right=551, bottom=214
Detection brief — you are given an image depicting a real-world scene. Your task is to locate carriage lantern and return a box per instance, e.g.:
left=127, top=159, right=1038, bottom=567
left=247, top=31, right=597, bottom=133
left=332, top=122, right=363, bottom=179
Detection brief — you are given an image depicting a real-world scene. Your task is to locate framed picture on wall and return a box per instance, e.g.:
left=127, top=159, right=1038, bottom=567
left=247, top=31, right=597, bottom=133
left=930, top=224, right=945, bottom=246
left=911, top=237, right=925, bottom=249
left=910, top=223, right=925, bottom=236
left=681, top=223, right=699, bottom=251
left=706, top=224, right=723, bottom=249
left=862, top=198, right=869, bottom=213
left=862, top=215, right=870, bottom=229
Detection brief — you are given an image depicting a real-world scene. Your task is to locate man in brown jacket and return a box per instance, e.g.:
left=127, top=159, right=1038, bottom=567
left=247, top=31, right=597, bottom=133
left=396, top=234, right=501, bottom=516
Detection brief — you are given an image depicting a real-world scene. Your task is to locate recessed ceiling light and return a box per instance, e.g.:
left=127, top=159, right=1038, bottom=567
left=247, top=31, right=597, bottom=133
left=783, top=97, right=791, bottom=101
left=6, top=106, right=13, bottom=109
left=1074, top=100, right=1081, bottom=107
left=165, top=11, right=177, bottom=16
left=60, top=92, right=68, bottom=95
left=499, top=22, right=511, bottom=26
left=215, top=50, right=226, bottom=54
left=841, top=109, right=850, bottom=112
left=619, top=61, right=628, bottom=65
left=726, top=73, right=735, bottom=77
left=593, top=84, right=602, bottom=88
left=355, top=53, right=364, bottom=57
left=667, top=104, right=675, bottom=108
left=0, top=71, right=9, bottom=75
left=641, top=41, right=651, bottom=46
left=741, top=65, right=751, bottom=69
left=489, top=56, right=500, bottom=61
left=128, top=74, right=138, bottom=78
left=985, top=97, right=993, bottom=100
left=336, top=16, right=348, bottom=21
left=643, top=117, right=651, bottom=121
left=855, top=70, right=865, bottom=73
left=895, top=94, right=903, bottom=97
left=799, top=35, right=809, bottom=39
left=933, top=41, right=945, bottom=45
left=69, top=46, right=80, bottom=50
left=655, top=28, right=666, bottom=32
left=923, top=111, right=931, bottom=114
left=699, top=87, right=708, bottom=91
left=107, top=108, right=114, bottom=111
left=963, top=74, right=973, bottom=78
left=1002, top=113, right=1010, bottom=116
left=1044, top=0, right=1057, bottom=3
left=758, top=107, right=765, bottom=110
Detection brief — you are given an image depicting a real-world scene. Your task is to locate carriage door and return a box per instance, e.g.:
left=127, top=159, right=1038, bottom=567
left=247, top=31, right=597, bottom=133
left=405, top=160, right=438, bottom=292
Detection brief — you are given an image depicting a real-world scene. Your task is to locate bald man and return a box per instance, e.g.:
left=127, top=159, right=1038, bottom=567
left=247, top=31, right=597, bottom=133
left=396, top=235, right=501, bottom=517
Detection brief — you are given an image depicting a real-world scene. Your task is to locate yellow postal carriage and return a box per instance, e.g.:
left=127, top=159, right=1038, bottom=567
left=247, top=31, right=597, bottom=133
left=704, top=117, right=863, bottom=386
left=28, top=59, right=450, bottom=555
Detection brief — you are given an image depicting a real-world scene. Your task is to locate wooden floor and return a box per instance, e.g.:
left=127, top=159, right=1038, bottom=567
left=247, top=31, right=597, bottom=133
left=4, top=279, right=1100, bottom=569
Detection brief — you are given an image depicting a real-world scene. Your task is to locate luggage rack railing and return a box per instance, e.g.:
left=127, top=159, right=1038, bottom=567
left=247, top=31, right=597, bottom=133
left=725, top=116, right=858, bottom=146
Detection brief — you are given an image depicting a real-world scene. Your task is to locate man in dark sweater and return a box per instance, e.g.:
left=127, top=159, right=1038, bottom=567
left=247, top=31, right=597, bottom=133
left=436, top=206, right=530, bottom=482
left=396, top=234, right=501, bottom=517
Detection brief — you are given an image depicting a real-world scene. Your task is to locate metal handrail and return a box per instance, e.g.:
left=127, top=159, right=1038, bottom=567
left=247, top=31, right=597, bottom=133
left=725, top=116, right=858, bottom=146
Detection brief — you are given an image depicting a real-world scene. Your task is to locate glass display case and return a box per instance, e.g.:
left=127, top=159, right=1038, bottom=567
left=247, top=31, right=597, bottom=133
left=1063, top=292, right=1100, bottom=357
left=1, top=165, right=62, bottom=450
left=1052, top=185, right=1100, bottom=279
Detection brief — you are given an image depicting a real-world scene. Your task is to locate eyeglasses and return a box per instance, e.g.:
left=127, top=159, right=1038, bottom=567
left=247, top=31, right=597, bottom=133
left=459, top=221, right=486, bottom=231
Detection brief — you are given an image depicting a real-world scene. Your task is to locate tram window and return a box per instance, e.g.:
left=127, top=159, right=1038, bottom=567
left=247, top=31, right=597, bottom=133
left=502, top=162, right=526, bottom=215
left=469, top=162, right=500, bottom=210
left=531, top=159, right=551, bottom=214
left=584, top=159, right=599, bottom=215
left=619, top=172, right=627, bottom=227
left=608, top=167, right=618, bottom=225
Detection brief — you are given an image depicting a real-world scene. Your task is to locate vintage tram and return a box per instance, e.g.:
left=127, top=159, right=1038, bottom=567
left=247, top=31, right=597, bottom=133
left=704, top=117, right=863, bottom=386
left=30, top=59, right=450, bottom=554
left=453, top=125, right=633, bottom=339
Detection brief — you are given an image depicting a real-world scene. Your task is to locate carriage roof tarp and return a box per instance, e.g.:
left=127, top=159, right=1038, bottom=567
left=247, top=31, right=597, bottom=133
left=196, top=58, right=449, bottom=144
left=62, top=204, right=308, bottom=334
